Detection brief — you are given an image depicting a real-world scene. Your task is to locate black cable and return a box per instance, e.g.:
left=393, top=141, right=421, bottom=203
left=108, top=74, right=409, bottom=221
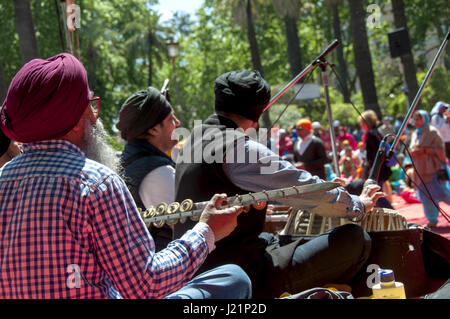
left=398, top=139, right=450, bottom=223
left=269, top=66, right=317, bottom=131
left=330, top=67, right=373, bottom=130
left=332, top=68, right=449, bottom=224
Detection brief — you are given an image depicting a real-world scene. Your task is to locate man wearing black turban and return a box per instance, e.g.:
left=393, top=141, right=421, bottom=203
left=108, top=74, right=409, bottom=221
left=214, top=70, right=271, bottom=122
left=173, top=69, right=385, bottom=298
left=116, top=87, right=181, bottom=252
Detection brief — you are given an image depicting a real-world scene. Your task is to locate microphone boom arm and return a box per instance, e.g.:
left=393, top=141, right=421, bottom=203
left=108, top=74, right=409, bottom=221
left=365, top=28, right=450, bottom=186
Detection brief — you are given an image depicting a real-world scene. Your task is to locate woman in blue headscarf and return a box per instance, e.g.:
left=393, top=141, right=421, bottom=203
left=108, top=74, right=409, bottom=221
left=409, top=110, right=450, bottom=227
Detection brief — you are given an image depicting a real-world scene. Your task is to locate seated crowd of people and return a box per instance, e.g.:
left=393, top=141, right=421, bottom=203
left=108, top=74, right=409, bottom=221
left=271, top=104, right=450, bottom=228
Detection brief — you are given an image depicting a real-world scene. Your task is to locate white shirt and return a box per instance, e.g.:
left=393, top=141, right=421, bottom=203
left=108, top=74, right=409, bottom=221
left=431, top=114, right=445, bottom=129
left=295, top=133, right=313, bottom=156
left=139, top=165, right=176, bottom=207
left=139, top=164, right=215, bottom=251
left=136, top=158, right=216, bottom=252
left=439, top=121, right=450, bottom=143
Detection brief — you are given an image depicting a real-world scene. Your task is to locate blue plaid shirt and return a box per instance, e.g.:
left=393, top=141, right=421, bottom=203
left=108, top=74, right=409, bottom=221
left=0, top=140, right=209, bottom=299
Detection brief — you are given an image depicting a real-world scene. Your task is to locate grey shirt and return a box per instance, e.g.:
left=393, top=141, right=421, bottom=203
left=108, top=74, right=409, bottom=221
left=222, top=136, right=365, bottom=219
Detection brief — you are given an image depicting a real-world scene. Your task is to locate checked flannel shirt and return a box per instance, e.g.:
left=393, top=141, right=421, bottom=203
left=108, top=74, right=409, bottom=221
left=0, top=140, right=212, bottom=299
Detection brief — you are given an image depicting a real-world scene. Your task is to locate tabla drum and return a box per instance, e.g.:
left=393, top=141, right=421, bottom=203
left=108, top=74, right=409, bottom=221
left=358, top=208, right=408, bottom=232
left=279, top=210, right=345, bottom=236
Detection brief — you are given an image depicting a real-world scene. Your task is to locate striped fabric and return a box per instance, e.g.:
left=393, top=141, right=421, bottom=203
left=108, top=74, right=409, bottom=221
left=0, top=140, right=208, bottom=299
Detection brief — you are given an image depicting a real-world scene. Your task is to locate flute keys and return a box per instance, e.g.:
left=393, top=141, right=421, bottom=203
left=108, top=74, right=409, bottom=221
left=180, top=199, right=194, bottom=211
left=156, top=202, right=168, bottom=216
left=168, top=202, right=180, bottom=213
left=143, top=206, right=156, bottom=218
left=153, top=202, right=168, bottom=228
left=166, top=202, right=180, bottom=226
left=179, top=199, right=194, bottom=223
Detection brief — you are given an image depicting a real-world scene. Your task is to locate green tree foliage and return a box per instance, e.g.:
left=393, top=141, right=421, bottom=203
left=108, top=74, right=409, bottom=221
left=0, top=0, right=448, bottom=136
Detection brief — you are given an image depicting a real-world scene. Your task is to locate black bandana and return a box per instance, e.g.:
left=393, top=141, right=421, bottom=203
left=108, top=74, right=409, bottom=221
left=116, top=87, right=172, bottom=141
left=214, top=70, right=271, bottom=122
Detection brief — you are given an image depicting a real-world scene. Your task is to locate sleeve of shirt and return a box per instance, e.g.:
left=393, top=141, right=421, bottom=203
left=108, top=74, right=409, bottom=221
left=87, top=173, right=210, bottom=299
left=139, top=165, right=176, bottom=207
left=222, top=137, right=364, bottom=219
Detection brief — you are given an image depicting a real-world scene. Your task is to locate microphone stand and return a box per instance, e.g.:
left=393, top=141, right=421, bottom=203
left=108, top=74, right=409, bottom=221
left=263, top=39, right=340, bottom=112
left=262, top=39, right=341, bottom=174
left=364, top=28, right=450, bottom=187
left=317, top=60, right=340, bottom=175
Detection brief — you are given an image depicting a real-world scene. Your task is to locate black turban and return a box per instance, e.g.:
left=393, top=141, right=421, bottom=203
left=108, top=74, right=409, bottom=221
left=214, top=70, right=271, bottom=122
left=116, top=87, right=172, bottom=141
left=0, top=128, right=11, bottom=157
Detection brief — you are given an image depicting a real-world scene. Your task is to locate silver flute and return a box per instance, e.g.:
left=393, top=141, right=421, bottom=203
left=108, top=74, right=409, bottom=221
left=139, top=182, right=340, bottom=228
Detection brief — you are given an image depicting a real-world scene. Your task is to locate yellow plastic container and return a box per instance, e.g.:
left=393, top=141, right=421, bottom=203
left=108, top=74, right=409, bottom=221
left=372, top=269, right=406, bottom=299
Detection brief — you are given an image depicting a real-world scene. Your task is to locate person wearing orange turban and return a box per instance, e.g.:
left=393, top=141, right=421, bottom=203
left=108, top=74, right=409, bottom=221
left=293, top=118, right=330, bottom=179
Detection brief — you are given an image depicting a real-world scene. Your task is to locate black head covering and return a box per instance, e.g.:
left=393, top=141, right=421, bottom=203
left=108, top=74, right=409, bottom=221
left=214, top=70, right=271, bottom=122
left=0, top=128, right=11, bottom=157
left=116, top=87, right=172, bottom=141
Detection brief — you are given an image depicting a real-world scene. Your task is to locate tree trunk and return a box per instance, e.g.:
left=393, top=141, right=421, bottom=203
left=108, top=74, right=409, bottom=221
left=86, top=44, right=96, bottom=89
left=246, top=0, right=271, bottom=128
left=0, top=59, right=7, bottom=102
left=284, top=15, right=303, bottom=78
left=348, top=0, right=381, bottom=118
left=391, top=0, right=419, bottom=108
left=433, top=21, right=450, bottom=71
left=13, top=0, right=39, bottom=64
left=331, top=2, right=350, bottom=103
left=148, top=32, right=153, bottom=87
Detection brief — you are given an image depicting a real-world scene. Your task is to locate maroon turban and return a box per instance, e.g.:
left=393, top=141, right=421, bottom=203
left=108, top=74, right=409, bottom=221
left=0, top=53, right=90, bottom=143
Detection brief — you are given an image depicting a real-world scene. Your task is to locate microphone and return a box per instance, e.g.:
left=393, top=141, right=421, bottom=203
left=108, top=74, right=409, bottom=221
left=160, top=79, right=169, bottom=94
left=363, top=138, right=389, bottom=187
left=314, top=39, right=340, bottom=64
left=160, top=79, right=171, bottom=103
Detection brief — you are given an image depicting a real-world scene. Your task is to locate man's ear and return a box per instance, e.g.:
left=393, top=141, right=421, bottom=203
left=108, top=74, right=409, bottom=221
left=72, top=108, right=91, bottom=135
left=147, top=124, right=161, bottom=137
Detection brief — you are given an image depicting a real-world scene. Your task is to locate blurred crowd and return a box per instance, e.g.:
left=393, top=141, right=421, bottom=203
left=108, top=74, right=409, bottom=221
left=1, top=101, right=449, bottom=227
left=271, top=101, right=450, bottom=226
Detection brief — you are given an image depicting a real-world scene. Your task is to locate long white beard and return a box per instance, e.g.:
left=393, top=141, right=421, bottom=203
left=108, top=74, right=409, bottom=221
left=82, top=119, right=120, bottom=173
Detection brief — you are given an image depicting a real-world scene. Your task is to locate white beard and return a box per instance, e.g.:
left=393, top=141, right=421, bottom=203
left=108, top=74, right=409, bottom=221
left=82, top=119, right=120, bottom=173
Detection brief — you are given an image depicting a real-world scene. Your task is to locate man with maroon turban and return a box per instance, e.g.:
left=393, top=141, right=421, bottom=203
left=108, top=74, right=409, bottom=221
left=0, top=53, right=251, bottom=299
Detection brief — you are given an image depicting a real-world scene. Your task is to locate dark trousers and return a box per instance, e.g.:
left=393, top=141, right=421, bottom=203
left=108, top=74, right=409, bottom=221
left=256, top=224, right=372, bottom=298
